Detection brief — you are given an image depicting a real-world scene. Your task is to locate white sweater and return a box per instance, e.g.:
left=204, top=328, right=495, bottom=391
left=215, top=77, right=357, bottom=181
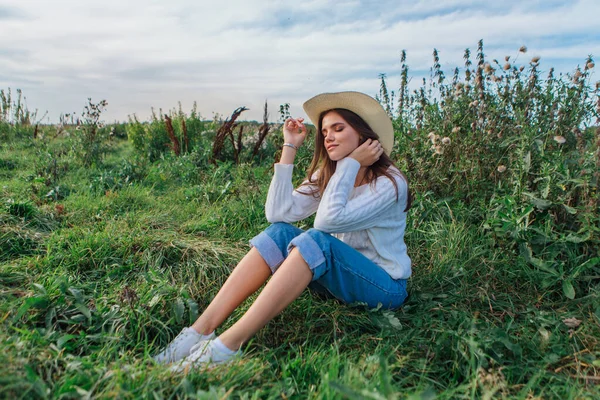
left=265, top=157, right=411, bottom=280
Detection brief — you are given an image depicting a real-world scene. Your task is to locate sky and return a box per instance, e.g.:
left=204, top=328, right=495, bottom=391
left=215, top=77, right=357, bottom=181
left=0, top=0, right=599, bottom=124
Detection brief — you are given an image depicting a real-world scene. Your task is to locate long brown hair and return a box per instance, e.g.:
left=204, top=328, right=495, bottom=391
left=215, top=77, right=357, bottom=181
left=299, top=108, right=412, bottom=212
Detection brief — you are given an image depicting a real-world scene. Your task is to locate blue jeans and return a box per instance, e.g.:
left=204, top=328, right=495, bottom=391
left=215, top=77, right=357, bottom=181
left=249, top=222, right=408, bottom=309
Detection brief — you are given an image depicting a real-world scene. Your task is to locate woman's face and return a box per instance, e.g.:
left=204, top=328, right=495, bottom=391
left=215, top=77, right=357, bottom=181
left=321, top=111, right=361, bottom=161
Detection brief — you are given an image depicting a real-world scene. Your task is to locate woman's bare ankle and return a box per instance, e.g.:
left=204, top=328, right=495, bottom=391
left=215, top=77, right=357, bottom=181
left=191, top=319, right=216, bottom=335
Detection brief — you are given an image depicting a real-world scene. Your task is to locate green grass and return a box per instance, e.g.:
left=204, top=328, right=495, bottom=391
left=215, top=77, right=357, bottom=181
left=1, top=133, right=599, bottom=400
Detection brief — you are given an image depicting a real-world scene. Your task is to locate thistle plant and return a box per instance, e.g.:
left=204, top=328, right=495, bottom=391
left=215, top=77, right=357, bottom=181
left=72, top=98, right=108, bottom=167
left=381, top=40, right=599, bottom=299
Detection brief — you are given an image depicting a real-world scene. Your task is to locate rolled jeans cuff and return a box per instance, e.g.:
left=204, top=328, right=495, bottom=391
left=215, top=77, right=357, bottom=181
left=288, top=233, right=326, bottom=280
left=249, top=230, right=285, bottom=274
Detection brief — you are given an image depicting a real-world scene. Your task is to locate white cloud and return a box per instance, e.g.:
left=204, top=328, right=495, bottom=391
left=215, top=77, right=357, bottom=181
left=0, top=0, right=598, bottom=123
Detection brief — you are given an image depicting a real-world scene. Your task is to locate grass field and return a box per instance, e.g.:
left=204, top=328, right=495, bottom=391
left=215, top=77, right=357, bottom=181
left=1, top=44, right=599, bottom=398
left=1, top=133, right=598, bottom=399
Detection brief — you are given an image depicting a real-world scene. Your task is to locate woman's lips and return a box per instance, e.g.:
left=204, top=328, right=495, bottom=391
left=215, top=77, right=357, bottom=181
left=326, top=144, right=338, bottom=151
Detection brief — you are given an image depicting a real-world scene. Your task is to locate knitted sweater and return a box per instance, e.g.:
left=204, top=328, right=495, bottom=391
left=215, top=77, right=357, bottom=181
left=265, top=157, right=411, bottom=280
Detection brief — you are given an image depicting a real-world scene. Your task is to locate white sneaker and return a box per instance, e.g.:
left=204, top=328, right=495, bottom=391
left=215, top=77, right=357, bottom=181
left=153, top=327, right=215, bottom=364
left=169, top=339, right=240, bottom=373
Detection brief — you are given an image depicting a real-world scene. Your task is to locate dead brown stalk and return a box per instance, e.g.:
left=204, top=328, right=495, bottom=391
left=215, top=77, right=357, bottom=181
left=211, top=106, right=248, bottom=165
left=252, top=100, right=271, bottom=158
left=164, top=115, right=181, bottom=156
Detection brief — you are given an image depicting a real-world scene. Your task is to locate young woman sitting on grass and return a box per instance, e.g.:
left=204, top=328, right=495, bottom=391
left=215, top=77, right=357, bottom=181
left=154, top=91, right=412, bottom=371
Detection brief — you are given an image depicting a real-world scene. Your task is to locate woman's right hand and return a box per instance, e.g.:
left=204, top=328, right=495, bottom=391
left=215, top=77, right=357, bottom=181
left=283, top=117, right=307, bottom=148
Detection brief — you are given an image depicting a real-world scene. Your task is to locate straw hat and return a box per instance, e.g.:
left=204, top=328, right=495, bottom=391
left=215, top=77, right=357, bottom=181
left=303, top=91, right=394, bottom=154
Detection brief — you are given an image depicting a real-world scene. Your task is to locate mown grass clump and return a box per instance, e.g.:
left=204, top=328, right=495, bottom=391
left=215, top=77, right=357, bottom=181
left=0, top=42, right=598, bottom=399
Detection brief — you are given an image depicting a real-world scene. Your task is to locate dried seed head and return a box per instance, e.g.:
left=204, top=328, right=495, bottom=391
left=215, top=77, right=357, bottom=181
left=519, top=45, right=527, bottom=53
left=442, top=137, right=451, bottom=145
left=484, top=63, right=494, bottom=74
left=452, top=126, right=461, bottom=133
left=503, top=63, right=511, bottom=71
left=574, top=69, right=583, bottom=78
left=455, top=82, right=464, bottom=90
left=553, top=135, right=566, bottom=144
left=497, top=165, right=507, bottom=173
left=434, top=145, right=444, bottom=155
left=428, top=133, right=440, bottom=144
left=464, top=83, right=471, bottom=90
left=469, top=100, right=479, bottom=107
left=531, top=56, right=541, bottom=63
left=505, top=56, right=510, bottom=62
left=586, top=62, right=595, bottom=69
left=519, top=66, right=525, bottom=72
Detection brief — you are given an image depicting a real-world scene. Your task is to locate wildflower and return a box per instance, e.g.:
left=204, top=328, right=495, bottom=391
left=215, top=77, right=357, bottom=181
left=519, top=45, right=527, bottom=53
left=469, top=100, right=479, bottom=107
left=455, top=82, right=464, bottom=90
left=497, top=165, right=507, bottom=173
left=452, top=126, right=461, bottom=134
left=75, top=126, right=81, bottom=131
left=442, top=137, right=451, bottom=145
left=484, top=63, right=494, bottom=74
left=553, top=135, right=566, bottom=144
left=434, top=145, right=444, bottom=155
left=574, top=69, right=583, bottom=79
left=586, top=62, right=595, bottom=69
left=531, top=56, right=541, bottom=63
left=503, top=63, right=511, bottom=71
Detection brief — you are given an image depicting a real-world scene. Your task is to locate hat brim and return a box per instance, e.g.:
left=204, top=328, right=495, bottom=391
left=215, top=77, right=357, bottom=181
left=302, top=91, right=394, bottom=154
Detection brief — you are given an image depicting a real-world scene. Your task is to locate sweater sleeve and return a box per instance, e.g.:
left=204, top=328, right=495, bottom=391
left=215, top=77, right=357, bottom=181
left=265, top=163, right=320, bottom=223
left=313, top=157, right=406, bottom=233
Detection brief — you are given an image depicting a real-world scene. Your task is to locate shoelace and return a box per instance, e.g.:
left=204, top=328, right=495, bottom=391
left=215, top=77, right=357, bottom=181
left=187, top=341, right=212, bottom=364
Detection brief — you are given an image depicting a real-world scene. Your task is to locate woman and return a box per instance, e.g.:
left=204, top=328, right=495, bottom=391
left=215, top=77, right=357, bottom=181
left=154, top=91, right=412, bottom=371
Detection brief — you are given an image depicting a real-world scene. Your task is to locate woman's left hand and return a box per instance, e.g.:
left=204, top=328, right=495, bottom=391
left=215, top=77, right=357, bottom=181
left=348, top=139, right=384, bottom=167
